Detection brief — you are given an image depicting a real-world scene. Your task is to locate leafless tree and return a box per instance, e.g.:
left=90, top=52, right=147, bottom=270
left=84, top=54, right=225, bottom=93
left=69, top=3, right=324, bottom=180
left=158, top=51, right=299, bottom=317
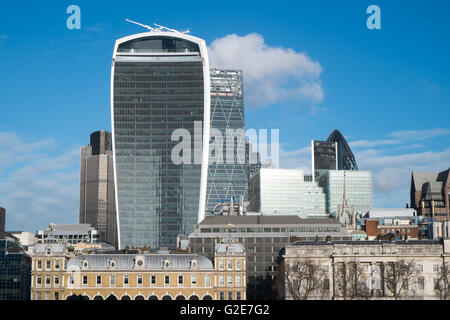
left=334, top=262, right=371, bottom=300
left=383, top=260, right=419, bottom=300
left=434, top=263, right=450, bottom=300
left=284, top=258, right=328, bottom=300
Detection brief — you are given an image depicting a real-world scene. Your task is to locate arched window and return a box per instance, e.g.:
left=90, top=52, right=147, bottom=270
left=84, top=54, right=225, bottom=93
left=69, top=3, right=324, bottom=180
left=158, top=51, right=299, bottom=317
left=162, top=295, right=172, bottom=300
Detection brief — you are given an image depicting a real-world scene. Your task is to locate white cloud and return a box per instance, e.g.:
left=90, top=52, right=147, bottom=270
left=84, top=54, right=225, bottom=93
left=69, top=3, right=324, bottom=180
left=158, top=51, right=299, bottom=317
left=0, top=132, right=79, bottom=231
left=208, top=33, right=323, bottom=108
left=387, top=128, right=450, bottom=140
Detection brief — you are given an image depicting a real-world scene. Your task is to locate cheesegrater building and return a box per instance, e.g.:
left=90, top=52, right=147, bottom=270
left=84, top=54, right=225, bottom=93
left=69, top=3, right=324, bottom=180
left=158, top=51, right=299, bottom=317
left=111, top=25, right=210, bottom=250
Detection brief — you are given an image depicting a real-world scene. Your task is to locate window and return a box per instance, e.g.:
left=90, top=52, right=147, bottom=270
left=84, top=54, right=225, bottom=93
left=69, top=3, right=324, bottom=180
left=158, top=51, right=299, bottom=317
left=124, top=275, right=129, bottom=286
left=219, top=292, right=225, bottom=300
left=191, top=275, right=197, bottom=286
left=219, top=260, right=224, bottom=270
left=219, top=275, right=224, bottom=286
left=137, top=275, right=143, bottom=286
left=54, top=275, right=60, bottom=286
left=324, top=279, right=330, bottom=290
left=110, top=275, right=115, bottom=286
left=151, top=275, right=156, bottom=285
left=228, top=292, right=233, bottom=300
left=36, top=292, right=42, bottom=300
left=37, top=260, right=42, bottom=270
left=323, top=265, right=329, bottom=272
left=434, top=265, right=439, bottom=272
left=178, top=275, right=183, bottom=285
left=96, top=275, right=102, bottom=286
left=55, top=260, right=60, bottom=270
left=417, top=264, right=423, bottom=272
left=45, top=276, right=51, bottom=286
left=165, top=275, right=170, bottom=285
left=69, top=275, right=74, bottom=285
left=236, top=275, right=241, bottom=286
left=36, top=276, right=42, bottom=286
left=205, top=275, right=211, bottom=286
left=236, top=260, right=241, bottom=270
left=46, top=260, right=51, bottom=270
left=83, top=276, right=88, bottom=286
left=228, top=260, right=233, bottom=270
left=227, top=275, right=233, bottom=286
left=54, top=292, right=59, bottom=300
left=44, top=292, right=50, bottom=300
left=418, top=277, right=425, bottom=290
left=236, top=292, right=241, bottom=300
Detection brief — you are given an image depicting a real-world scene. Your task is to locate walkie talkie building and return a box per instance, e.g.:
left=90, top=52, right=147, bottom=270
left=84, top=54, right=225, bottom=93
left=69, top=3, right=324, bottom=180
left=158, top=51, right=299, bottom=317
left=111, top=28, right=210, bottom=249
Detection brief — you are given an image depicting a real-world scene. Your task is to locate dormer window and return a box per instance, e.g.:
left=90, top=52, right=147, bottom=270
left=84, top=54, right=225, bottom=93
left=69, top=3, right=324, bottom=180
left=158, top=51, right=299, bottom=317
left=190, top=259, right=197, bottom=269
left=163, top=259, right=170, bottom=269
left=134, top=256, right=145, bottom=269
left=109, top=259, right=117, bottom=270
left=46, top=247, right=52, bottom=255
left=82, top=259, right=89, bottom=270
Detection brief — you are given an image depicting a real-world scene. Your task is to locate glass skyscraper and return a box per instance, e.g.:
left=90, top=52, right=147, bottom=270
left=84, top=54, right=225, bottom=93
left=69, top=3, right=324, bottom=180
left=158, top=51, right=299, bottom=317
left=111, top=31, right=210, bottom=249
left=206, top=69, right=248, bottom=215
left=318, top=170, right=372, bottom=217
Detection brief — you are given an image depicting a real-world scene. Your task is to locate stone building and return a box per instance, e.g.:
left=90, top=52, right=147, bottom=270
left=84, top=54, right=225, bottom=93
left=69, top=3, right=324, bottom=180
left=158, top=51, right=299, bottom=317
left=281, top=239, right=450, bottom=300
left=411, top=169, right=450, bottom=221
left=189, top=215, right=351, bottom=299
left=30, top=239, right=245, bottom=300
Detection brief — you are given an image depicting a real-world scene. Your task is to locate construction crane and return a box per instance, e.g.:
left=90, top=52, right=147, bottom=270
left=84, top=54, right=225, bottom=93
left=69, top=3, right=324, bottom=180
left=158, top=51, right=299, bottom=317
left=125, top=19, right=190, bottom=34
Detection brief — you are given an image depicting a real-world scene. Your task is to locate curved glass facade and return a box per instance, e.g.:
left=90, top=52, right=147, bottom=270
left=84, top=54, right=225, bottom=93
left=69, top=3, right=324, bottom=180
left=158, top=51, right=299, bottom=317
left=327, top=129, right=358, bottom=170
left=112, top=34, right=208, bottom=249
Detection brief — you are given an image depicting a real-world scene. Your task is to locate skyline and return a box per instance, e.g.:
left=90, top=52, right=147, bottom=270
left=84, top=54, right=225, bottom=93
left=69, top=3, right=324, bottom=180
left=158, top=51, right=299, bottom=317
left=0, top=0, right=449, bottom=231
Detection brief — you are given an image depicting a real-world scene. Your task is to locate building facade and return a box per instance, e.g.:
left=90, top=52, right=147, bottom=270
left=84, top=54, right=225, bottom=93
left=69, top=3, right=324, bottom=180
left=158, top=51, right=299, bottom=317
left=189, top=215, right=351, bottom=300
left=326, top=129, right=358, bottom=171
left=36, top=224, right=100, bottom=246
left=249, top=168, right=328, bottom=218
left=410, top=169, right=450, bottom=221
left=318, top=170, right=372, bottom=218
left=79, top=130, right=117, bottom=247
left=0, top=207, right=5, bottom=233
left=31, top=240, right=245, bottom=300
left=0, top=232, right=31, bottom=300
left=111, top=30, right=211, bottom=249
left=206, top=69, right=247, bottom=215
left=281, top=239, right=450, bottom=300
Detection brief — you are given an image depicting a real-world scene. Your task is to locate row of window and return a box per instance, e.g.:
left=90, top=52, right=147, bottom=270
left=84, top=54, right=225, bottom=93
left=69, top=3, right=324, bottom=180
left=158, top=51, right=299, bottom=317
left=35, top=259, right=62, bottom=271
left=200, top=227, right=341, bottom=233
left=217, top=259, right=242, bottom=271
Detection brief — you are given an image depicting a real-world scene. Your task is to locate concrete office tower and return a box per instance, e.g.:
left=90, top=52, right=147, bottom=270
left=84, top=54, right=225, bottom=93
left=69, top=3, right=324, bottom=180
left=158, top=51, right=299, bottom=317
left=111, top=28, right=210, bottom=249
left=0, top=207, right=5, bottom=233
left=79, top=131, right=117, bottom=248
left=206, top=69, right=248, bottom=215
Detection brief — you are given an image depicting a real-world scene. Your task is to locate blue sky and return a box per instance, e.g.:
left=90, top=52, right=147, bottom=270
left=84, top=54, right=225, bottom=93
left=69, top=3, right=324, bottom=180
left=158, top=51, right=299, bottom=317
left=0, top=0, right=449, bottom=231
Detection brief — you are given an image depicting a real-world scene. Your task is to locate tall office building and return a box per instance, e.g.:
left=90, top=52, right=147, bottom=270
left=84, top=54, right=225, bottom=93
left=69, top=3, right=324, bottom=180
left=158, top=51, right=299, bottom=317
left=317, top=170, right=372, bottom=218
left=111, top=28, right=210, bottom=249
left=248, top=168, right=328, bottom=218
left=312, top=129, right=358, bottom=181
left=79, top=130, right=117, bottom=248
left=326, top=129, right=358, bottom=171
left=0, top=207, right=5, bottom=233
left=206, top=69, right=247, bottom=215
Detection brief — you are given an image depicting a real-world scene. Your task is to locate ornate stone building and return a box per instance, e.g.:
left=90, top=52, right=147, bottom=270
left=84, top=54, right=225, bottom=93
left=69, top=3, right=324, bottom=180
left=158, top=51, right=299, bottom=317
left=281, top=239, right=450, bottom=300
left=31, top=239, right=245, bottom=300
